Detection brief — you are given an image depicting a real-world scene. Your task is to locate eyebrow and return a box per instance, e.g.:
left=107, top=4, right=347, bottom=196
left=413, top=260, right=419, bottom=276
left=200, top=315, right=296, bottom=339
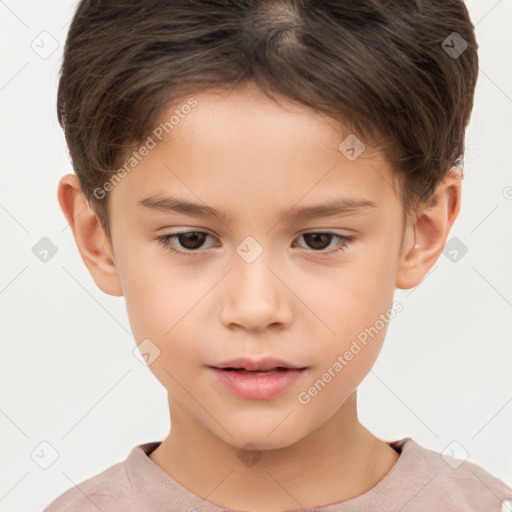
left=136, top=194, right=377, bottom=223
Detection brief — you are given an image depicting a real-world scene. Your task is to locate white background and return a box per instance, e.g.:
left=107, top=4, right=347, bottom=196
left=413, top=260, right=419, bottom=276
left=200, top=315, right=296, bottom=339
left=1, top=1, right=511, bottom=510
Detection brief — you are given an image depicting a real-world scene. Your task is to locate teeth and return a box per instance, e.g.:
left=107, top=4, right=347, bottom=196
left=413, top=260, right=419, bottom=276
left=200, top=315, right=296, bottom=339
left=227, top=367, right=288, bottom=375
left=237, top=369, right=284, bottom=375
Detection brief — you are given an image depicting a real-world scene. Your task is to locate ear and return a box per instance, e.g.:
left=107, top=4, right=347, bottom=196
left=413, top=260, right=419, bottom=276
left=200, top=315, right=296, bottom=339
left=58, top=174, right=123, bottom=297
left=396, top=168, right=462, bottom=289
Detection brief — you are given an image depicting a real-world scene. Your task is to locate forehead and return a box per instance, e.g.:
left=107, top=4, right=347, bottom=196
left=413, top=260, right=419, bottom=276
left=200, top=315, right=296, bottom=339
left=110, top=84, right=400, bottom=220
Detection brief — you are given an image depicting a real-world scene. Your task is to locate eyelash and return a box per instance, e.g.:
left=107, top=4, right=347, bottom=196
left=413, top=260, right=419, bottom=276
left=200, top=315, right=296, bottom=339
left=156, top=231, right=354, bottom=258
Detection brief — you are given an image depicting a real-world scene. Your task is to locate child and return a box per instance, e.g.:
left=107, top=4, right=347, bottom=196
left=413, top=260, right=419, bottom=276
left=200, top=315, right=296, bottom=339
left=45, top=0, right=512, bottom=510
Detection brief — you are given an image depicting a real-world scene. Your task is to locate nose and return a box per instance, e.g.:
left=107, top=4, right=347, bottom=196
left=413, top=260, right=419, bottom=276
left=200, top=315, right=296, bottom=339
left=218, top=252, right=293, bottom=333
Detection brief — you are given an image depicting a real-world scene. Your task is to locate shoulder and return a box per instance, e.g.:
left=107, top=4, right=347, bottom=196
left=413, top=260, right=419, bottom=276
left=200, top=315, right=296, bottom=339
left=42, top=446, right=143, bottom=512
left=393, top=438, right=512, bottom=512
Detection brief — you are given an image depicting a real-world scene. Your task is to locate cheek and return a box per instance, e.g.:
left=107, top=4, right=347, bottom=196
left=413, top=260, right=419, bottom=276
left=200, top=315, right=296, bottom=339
left=119, top=258, right=206, bottom=378
left=301, top=248, right=397, bottom=384
left=119, top=249, right=189, bottom=333
left=298, top=322, right=386, bottom=416
left=309, top=254, right=396, bottom=335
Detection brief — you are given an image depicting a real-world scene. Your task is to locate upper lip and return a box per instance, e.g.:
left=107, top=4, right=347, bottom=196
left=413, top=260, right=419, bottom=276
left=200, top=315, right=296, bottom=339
left=210, top=357, right=306, bottom=371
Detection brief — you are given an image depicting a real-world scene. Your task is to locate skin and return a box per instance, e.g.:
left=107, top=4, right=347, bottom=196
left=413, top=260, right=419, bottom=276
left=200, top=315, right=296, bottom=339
left=58, top=82, right=461, bottom=511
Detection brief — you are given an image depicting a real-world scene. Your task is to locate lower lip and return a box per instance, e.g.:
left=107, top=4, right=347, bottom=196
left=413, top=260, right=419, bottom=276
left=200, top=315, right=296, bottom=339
left=210, top=368, right=306, bottom=400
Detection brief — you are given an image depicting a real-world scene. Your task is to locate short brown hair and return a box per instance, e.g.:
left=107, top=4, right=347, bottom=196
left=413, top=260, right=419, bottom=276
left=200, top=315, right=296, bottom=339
left=57, top=0, right=479, bottom=246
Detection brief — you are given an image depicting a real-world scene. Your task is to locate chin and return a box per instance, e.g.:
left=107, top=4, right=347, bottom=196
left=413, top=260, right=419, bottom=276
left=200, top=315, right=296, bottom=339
left=216, top=423, right=308, bottom=452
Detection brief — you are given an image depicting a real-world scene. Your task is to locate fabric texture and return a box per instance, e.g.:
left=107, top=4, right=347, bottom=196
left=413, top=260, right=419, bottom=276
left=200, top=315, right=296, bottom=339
left=43, top=437, right=512, bottom=512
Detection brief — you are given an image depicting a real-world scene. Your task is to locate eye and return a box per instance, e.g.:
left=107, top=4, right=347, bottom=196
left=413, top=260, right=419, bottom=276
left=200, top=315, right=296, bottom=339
left=157, top=231, right=216, bottom=256
left=157, top=231, right=354, bottom=257
left=293, top=232, right=354, bottom=256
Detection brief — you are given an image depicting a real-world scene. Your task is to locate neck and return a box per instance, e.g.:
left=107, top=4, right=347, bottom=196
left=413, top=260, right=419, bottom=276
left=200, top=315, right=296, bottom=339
left=149, top=391, right=399, bottom=511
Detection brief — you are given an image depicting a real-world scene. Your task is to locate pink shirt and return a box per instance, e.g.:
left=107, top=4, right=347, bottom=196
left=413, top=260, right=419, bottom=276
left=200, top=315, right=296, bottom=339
left=43, top=437, right=512, bottom=511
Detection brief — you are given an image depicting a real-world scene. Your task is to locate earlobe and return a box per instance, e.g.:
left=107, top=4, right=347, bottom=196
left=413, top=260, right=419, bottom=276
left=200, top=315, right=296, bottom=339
left=58, top=174, right=123, bottom=297
left=396, top=168, right=462, bottom=290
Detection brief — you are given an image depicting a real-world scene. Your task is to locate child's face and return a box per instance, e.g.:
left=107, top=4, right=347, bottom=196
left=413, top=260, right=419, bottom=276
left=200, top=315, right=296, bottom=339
left=107, top=83, right=409, bottom=449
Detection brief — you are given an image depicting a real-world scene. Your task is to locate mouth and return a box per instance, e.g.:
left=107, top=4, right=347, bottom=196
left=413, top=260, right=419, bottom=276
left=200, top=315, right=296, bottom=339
left=208, top=361, right=308, bottom=400
left=216, top=366, right=300, bottom=375
left=209, top=356, right=307, bottom=373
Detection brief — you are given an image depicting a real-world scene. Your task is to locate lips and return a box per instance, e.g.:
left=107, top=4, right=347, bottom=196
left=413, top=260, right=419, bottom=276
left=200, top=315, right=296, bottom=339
left=210, top=365, right=307, bottom=400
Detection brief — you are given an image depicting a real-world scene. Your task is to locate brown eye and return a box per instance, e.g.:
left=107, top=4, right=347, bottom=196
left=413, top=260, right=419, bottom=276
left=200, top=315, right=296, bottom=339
left=175, top=232, right=207, bottom=250
left=157, top=231, right=215, bottom=256
left=302, top=233, right=334, bottom=250
left=295, top=232, right=353, bottom=254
